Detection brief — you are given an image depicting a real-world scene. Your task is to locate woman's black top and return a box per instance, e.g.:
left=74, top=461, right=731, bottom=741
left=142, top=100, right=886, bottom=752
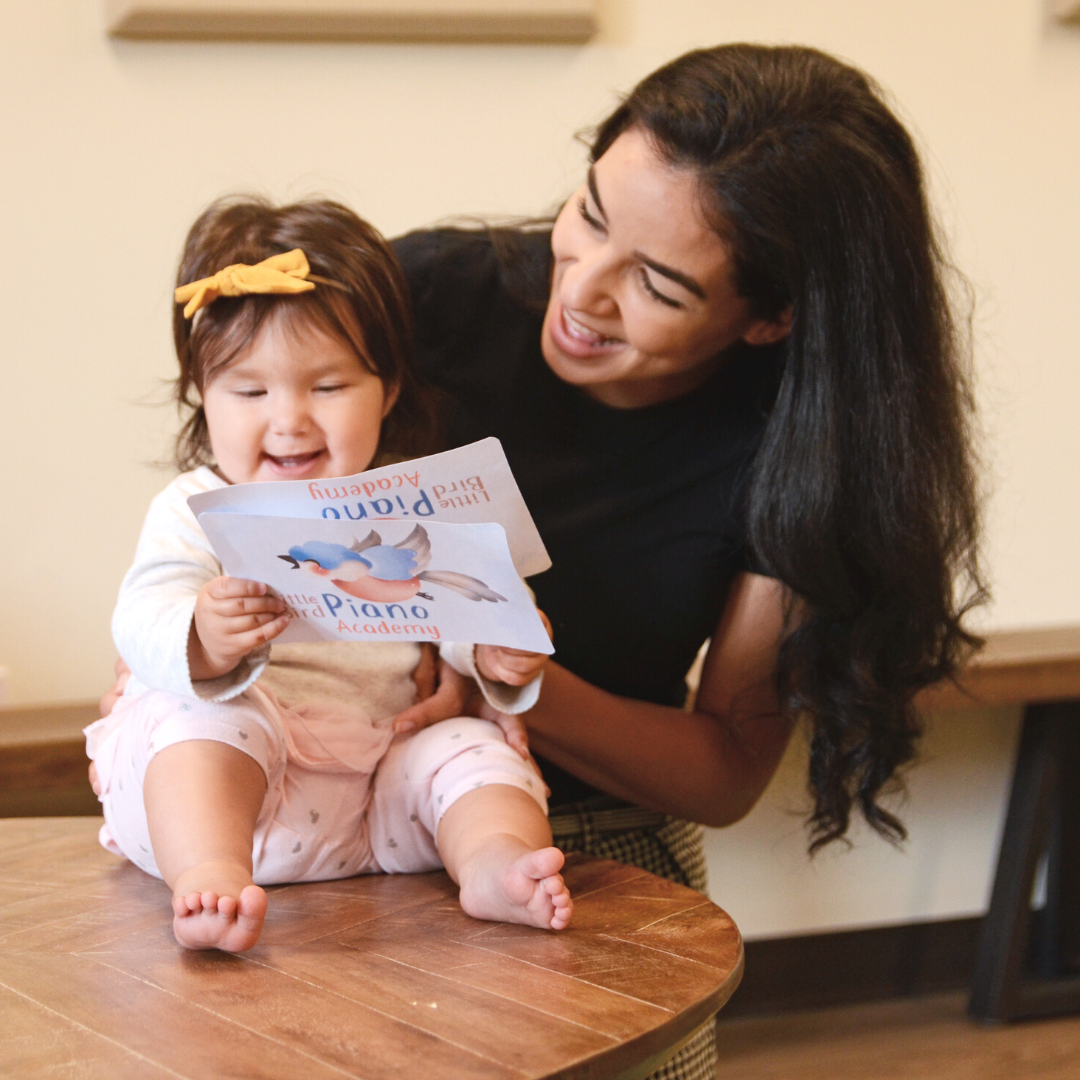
left=391, top=228, right=781, bottom=807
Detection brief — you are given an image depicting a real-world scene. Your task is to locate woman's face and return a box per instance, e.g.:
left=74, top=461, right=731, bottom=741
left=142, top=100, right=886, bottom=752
left=542, top=127, right=789, bottom=409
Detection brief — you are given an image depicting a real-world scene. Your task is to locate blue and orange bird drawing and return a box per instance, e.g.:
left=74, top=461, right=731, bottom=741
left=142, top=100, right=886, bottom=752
left=277, top=525, right=507, bottom=604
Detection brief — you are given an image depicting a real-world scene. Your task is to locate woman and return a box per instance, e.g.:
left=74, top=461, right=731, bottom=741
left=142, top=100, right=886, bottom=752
left=386, top=43, right=982, bottom=1077
left=102, top=43, right=982, bottom=1080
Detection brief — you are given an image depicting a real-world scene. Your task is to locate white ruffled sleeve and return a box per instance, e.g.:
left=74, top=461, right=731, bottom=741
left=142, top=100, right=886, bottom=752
left=111, top=471, right=269, bottom=702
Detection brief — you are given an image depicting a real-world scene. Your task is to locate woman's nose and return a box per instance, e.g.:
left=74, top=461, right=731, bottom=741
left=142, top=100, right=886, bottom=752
left=560, top=247, right=619, bottom=318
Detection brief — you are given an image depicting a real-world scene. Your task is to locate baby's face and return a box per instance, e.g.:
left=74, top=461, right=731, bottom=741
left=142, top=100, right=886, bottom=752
left=202, top=317, right=393, bottom=485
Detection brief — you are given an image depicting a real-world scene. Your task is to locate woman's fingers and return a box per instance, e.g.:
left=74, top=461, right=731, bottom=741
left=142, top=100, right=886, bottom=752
left=492, top=713, right=530, bottom=759
left=412, top=644, right=437, bottom=701
left=393, top=661, right=472, bottom=734
left=99, top=658, right=131, bottom=717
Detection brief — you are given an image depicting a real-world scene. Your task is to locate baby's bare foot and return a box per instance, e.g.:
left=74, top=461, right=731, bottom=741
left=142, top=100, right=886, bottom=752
left=459, top=843, right=573, bottom=930
left=171, top=861, right=267, bottom=952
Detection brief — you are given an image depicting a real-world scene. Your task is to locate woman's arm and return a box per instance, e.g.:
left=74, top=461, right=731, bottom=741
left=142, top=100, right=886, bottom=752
left=524, top=572, right=795, bottom=827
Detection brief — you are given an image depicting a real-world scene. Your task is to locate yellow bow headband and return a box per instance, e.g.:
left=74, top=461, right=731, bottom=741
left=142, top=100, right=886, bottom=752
left=175, top=249, right=317, bottom=319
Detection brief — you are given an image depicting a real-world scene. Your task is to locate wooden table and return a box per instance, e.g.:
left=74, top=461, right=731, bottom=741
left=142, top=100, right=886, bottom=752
left=917, top=627, right=1080, bottom=1023
left=0, top=818, right=742, bottom=1079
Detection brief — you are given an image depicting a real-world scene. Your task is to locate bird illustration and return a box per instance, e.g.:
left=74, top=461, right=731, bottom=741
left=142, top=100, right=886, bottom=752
left=277, top=525, right=507, bottom=604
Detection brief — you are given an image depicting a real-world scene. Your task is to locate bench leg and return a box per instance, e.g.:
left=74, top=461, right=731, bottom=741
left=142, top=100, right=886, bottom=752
left=969, top=700, right=1080, bottom=1022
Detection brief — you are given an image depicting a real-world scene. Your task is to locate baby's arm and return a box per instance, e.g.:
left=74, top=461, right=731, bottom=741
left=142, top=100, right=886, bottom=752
left=114, top=476, right=280, bottom=700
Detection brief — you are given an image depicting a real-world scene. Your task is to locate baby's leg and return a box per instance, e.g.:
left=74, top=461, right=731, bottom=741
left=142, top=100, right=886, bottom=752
left=369, top=718, right=571, bottom=930
left=144, top=740, right=269, bottom=951
left=437, top=783, right=572, bottom=931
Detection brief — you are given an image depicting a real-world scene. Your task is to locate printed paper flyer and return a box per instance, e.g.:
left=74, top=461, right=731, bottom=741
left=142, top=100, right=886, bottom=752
left=188, top=438, right=550, bottom=578
left=198, top=514, right=553, bottom=653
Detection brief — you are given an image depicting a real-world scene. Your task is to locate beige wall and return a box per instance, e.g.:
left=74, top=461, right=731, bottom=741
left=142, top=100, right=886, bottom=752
left=1, top=1, right=1077, bottom=936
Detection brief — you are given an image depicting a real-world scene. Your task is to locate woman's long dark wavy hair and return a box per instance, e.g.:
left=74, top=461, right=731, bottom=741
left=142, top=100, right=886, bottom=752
left=593, top=44, right=985, bottom=848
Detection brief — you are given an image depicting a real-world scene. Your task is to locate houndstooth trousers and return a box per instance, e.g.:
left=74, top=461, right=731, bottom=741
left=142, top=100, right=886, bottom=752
left=550, top=799, right=716, bottom=1080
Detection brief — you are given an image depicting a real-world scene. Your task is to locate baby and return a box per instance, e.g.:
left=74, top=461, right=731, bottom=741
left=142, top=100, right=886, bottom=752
left=85, top=197, right=571, bottom=952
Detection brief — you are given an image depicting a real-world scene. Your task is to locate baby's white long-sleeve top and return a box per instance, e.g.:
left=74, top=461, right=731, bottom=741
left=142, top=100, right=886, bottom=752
left=112, top=467, right=540, bottom=717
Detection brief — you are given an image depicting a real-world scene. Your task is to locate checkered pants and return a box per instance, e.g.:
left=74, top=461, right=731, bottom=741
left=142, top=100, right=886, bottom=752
left=551, top=802, right=715, bottom=1080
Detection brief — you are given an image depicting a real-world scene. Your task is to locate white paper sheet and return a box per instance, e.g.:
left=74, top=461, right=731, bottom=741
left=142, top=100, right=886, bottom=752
left=197, top=514, right=554, bottom=653
left=187, top=438, right=550, bottom=578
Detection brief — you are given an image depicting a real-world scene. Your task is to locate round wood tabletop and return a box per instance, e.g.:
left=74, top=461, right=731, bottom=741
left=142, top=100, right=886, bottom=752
left=0, top=817, right=742, bottom=1080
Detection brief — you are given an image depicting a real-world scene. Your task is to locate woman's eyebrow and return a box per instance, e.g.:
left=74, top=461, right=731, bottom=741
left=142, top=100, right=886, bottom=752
left=633, top=252, right=706, bottom=299
left=587, top=167, right=607, bottom=219
left=590, top=163, right=705, bottom=298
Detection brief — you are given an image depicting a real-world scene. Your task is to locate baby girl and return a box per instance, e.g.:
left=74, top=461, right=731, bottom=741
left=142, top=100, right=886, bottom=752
left=85, top=197, right=571, bottom=952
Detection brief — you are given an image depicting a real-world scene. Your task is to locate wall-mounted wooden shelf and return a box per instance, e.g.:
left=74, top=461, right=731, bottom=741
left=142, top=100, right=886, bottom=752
left=105, top=0, right=598, bottom=43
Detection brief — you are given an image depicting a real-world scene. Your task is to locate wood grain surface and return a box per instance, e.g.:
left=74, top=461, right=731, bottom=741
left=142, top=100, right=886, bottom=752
left=0, top=818, right=742, bottom=1079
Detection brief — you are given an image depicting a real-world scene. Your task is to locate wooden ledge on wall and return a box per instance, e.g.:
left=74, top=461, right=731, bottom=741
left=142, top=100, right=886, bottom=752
left=0, top=701, right=101, bottom=817
left=916, top=625, right=1080, bottom=713
left=105, top=0, right=599, bottom=43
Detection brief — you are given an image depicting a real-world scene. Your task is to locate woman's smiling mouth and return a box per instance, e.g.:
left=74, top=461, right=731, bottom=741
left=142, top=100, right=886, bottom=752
left=551, top=303, right=624, bottom=357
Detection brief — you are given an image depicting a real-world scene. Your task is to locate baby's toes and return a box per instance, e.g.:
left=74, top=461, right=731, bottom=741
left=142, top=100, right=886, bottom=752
left=550, top=898, right=573, bottom=929
left=180, top=891, right=207, bottom=914
left=542, top=874, right=566, bottom=896
left=216, top=894, right=238, bottom=918
left=199, top=890, right=222, bottom=914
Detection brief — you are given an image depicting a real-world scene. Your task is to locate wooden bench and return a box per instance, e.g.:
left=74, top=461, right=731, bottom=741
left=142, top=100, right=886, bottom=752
left=0, top=702, right=99, bottom=817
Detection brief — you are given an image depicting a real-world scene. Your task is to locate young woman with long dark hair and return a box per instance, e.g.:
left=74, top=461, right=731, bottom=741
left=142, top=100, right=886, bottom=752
left=387, top=44, right=983, bottom=1078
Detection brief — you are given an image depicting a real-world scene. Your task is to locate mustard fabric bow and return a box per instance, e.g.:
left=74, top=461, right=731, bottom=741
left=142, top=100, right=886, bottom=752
left=175, top=249, right=316, bottom=318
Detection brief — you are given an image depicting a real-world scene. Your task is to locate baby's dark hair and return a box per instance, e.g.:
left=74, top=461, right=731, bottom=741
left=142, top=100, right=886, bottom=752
left=173, top=197, right=440, bottom=471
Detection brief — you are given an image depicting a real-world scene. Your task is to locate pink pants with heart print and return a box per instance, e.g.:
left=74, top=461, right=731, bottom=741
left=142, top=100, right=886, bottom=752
left=84, top=685, right=546, bottom=885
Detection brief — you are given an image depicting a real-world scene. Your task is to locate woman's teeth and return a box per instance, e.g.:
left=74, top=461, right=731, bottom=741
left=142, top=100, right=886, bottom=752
left=564, top=309, right=618, bottom=346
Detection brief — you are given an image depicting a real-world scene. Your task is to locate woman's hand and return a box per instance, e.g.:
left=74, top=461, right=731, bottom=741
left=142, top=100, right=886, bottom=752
left=392, top=657, right=533, bottom=761
left=91, top=657, right=133, bottom=795
left=189, top=576, right=290, bottom=682
left=100, top=656, right=131, bottom=718
left=393, top=658, right=476, bottom=735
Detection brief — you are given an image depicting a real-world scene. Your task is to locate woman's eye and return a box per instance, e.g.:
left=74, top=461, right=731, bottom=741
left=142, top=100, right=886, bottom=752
left=638, top=268, right=683, bottom=309
left=577, top=196, right=605, bottom=232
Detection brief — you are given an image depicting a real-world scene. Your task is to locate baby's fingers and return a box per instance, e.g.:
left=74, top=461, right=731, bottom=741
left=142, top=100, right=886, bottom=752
left=205, top=576, right=270, bottom=599
left=476, top=646, right=546, bottom=686
left=211, top=594, right=287, bottom=619
left=229, top=613, right=292, bottom=651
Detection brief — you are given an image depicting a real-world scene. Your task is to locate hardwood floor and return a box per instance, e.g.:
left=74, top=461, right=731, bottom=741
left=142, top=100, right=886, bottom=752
left=715, top=992, right=1080, bottom=1079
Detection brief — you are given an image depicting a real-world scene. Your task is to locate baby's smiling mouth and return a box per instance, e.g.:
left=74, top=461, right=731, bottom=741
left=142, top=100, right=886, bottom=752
left=263, top=450, right=325, bottom=469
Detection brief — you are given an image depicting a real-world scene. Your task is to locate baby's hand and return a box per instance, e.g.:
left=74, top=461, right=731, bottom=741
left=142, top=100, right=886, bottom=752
left=190, top=576, right=290, bottom=681
left=475, top=645, right=548, bottom=686
left=475, top=608, right=553, bottom=687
